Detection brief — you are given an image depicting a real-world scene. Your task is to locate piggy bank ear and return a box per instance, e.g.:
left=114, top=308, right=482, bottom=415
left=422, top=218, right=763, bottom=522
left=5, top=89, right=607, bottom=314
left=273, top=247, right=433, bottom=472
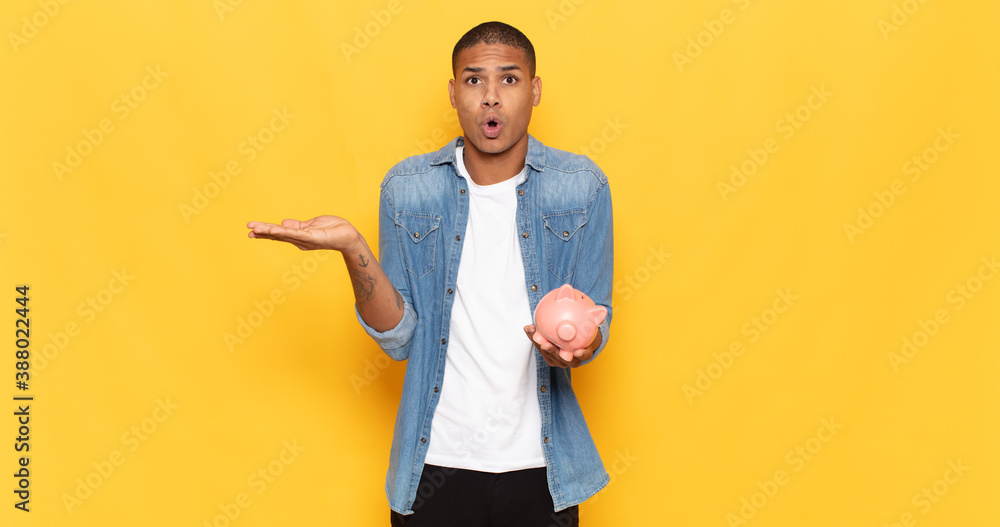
left=588, top=306, right=608, bottom=325
left=555, top=283, right=576, bottom=301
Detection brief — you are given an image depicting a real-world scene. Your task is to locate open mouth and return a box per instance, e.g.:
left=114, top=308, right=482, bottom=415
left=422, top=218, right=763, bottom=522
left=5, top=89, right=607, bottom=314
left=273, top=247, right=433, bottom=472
left=481, top=115, right=503, bottom=139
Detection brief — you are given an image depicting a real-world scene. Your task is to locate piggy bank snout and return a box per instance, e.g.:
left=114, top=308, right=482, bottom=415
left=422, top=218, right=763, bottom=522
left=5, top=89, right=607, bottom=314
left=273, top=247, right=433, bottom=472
left=556, top=322, right=577, bottom=342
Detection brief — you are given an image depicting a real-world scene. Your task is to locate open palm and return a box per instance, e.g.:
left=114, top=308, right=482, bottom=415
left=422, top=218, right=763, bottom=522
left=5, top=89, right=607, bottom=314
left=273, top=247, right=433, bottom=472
left=246, top=215, right=361, bottom=252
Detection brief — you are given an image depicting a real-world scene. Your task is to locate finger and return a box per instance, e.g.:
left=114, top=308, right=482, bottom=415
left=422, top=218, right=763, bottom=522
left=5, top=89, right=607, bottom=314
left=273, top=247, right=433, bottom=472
left=540, top=349, right=566, bottom=368
left=247, top=221, right=279, bottom=230
left=531, top=331, right=553, bottom=350
left=541, top=354, right=562, bottom=368
left=254, top=224, right=313, bottom=244
left=559, top=349, right=574, bottom=362
left=281, top=218, right=300, bottom=228
left=248, top=230, right=317, bottom=250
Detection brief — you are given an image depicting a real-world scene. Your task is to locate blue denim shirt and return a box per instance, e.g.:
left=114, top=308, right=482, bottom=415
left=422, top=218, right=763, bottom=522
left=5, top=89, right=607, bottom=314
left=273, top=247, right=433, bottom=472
left=355, top=134, right=613, bottom=514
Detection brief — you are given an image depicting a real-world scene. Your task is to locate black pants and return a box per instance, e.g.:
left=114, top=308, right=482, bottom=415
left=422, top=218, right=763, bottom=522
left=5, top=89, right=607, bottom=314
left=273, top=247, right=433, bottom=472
left=390, top=464, right=580, bottom=527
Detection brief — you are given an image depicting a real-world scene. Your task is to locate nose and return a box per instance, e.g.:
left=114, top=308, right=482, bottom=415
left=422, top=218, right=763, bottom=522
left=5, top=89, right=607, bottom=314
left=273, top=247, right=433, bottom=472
left=482, top=83, right=500, bottom=107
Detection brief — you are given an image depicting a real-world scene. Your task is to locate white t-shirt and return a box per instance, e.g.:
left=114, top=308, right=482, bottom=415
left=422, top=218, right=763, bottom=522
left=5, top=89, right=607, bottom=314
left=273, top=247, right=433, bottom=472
left=423, top=146, right=545, bottom=472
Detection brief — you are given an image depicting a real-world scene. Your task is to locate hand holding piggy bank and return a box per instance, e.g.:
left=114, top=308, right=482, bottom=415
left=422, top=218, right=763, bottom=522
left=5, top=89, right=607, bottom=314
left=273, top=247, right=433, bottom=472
left=533, top=284, right=607, bottom=360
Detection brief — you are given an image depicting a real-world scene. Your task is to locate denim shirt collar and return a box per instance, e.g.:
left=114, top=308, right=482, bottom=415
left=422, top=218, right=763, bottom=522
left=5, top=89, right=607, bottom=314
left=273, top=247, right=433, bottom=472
left=429, top=134, right=547, bottom=174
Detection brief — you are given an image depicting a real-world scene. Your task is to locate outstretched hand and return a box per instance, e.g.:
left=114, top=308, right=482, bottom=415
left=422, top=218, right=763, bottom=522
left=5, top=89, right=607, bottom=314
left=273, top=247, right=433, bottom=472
left=246, top=216, right=361, bottom=252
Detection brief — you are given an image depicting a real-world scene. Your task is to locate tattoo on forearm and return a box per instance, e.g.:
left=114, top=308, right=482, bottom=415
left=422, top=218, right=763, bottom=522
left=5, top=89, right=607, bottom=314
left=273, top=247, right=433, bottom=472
left=349, top=268, right=376, bottom=302
left=358, top=254, right=369, bottom=267
left=393, top=288, right=404, bottom=310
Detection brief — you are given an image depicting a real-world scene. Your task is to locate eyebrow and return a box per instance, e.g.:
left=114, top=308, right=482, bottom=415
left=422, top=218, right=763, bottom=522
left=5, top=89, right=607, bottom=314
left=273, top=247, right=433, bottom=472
left=462, top=64, right=523, bottom=74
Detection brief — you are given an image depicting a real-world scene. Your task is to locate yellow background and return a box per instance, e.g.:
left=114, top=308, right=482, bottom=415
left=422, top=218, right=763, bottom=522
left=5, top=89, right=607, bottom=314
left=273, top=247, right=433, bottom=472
left=2, top=0, right=998, bottom=525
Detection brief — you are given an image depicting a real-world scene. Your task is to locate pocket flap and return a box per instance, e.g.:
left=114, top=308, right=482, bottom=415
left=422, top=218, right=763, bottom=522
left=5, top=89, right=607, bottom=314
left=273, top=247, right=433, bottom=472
left=542, top=210, right=587, bottom=241
left=395, top=212, right=441, bottom=243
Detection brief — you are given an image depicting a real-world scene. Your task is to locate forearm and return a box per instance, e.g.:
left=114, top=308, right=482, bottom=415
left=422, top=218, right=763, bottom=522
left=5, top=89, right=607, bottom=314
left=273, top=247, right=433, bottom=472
left=342, top=235, right=404, bottom=332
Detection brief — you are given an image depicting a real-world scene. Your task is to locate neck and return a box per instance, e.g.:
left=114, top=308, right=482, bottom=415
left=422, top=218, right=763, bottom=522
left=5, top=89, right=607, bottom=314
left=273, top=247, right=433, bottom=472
left=462, top=134, right=529, bottom=185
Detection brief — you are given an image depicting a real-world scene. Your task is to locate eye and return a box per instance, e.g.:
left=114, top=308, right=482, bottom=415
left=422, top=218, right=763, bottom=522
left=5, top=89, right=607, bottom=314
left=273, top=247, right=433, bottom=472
left=466, top=77, right=481, bottom=85
left=502, top=75, right=518, bottom=85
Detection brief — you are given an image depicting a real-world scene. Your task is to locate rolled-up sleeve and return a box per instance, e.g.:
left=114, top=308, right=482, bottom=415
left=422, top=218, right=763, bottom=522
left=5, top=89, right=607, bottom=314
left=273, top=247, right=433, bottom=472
left=355, top=301, right=416, bottom=360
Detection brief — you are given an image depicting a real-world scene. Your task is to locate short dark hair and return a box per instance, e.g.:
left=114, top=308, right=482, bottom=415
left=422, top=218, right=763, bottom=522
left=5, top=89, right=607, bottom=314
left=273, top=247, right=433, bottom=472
left=452, top=21, right=536, bottom=78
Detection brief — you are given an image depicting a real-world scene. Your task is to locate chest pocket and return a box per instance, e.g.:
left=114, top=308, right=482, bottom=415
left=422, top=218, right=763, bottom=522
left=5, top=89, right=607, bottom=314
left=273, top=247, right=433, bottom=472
left=541, top=209, right=587, bottom=282
left=395, top=211, right=441, bottom=280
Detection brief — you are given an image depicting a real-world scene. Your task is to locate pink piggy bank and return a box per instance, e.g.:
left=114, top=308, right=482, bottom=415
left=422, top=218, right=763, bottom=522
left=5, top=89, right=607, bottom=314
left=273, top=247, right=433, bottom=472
left=533, top=284, right=607, bottom=351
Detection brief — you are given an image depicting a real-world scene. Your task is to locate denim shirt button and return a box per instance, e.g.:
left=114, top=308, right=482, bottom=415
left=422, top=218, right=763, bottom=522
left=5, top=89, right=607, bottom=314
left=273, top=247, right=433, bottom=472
left=531, top=285, right=538, bottom=291
left=540, top=385, right=547, bottom=392
left=522, top=232, right=529, bottom=238
left=441, top=338, right=446, bottom=344
left=433, top=387, right=439, bottom=393
left=460, top=189, right=466, bottom=194
left=544, top=437, right=549, bottom=444
left=421, top=437, right=427, bottom=443
left=447, top=289, right=453, bottom=294
left=455, top=235, right=461, bottom=241
left=518, top=190, right=525, bottom=196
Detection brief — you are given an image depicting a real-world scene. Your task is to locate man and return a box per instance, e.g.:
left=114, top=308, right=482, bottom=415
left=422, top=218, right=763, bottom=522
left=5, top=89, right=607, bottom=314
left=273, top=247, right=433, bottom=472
left=247, top=21, right=613, bottom=526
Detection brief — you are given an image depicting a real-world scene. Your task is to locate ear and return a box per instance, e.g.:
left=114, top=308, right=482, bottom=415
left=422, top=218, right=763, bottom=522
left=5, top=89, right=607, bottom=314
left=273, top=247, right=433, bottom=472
left=531, top=76, right=542, bottom=107
left=448, top=78, right=457, bottom=108
left=588, top=306, right=608, bottom=325
left=555, top=283, right=575, bottom=301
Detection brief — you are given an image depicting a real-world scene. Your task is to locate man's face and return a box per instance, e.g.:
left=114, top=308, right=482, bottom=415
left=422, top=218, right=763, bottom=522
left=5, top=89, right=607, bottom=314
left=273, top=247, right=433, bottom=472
left=449, top=43, right=541, bottom=156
